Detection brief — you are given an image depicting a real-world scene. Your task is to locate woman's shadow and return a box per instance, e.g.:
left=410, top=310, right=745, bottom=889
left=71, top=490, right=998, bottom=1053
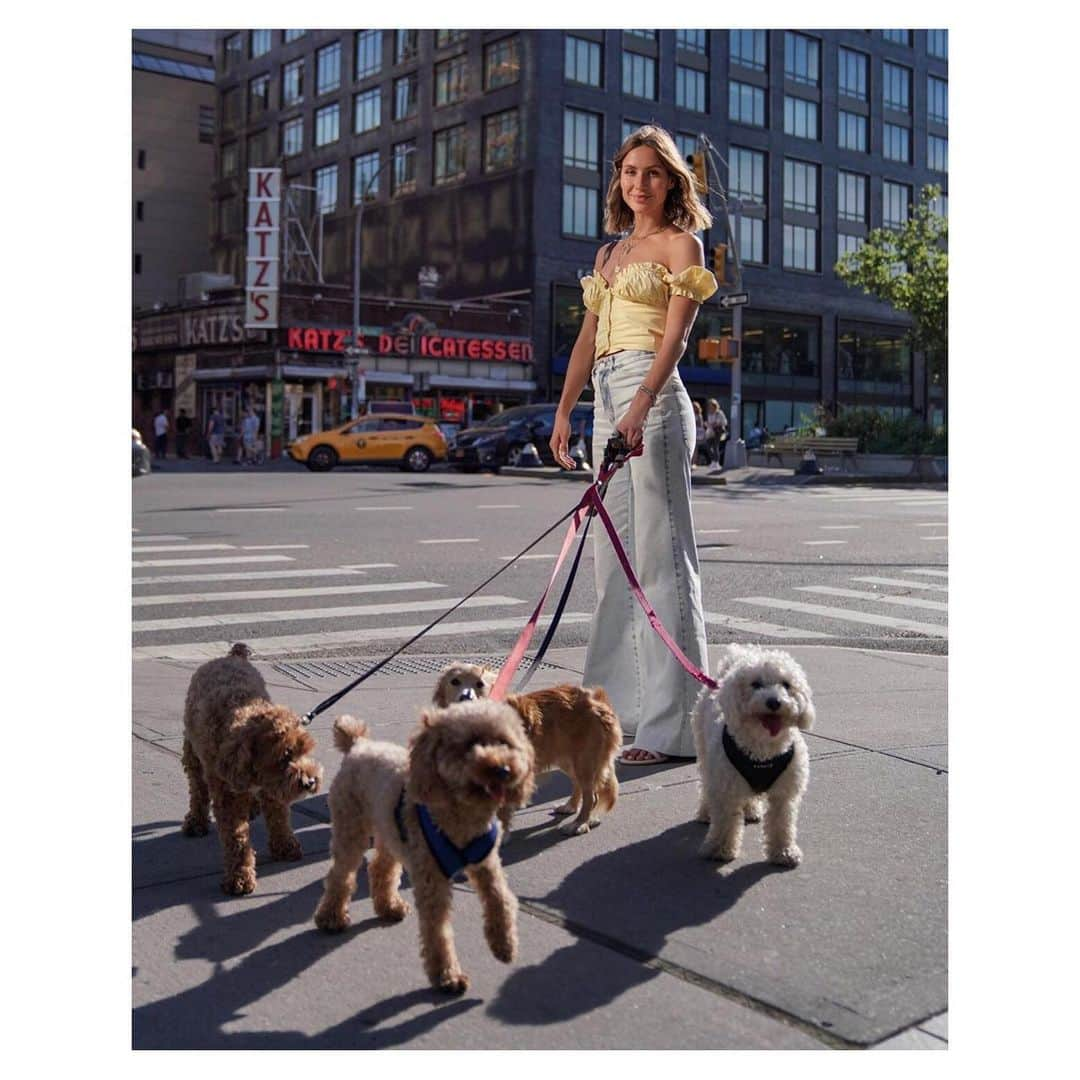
left=489, top=820, right=778, bottom=1025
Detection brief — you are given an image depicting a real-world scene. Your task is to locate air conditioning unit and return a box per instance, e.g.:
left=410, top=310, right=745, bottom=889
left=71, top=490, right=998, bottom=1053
left=178, top=271, right=235, bottom=302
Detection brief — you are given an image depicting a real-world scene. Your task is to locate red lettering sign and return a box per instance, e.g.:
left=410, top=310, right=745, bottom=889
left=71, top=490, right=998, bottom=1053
left=250, top=294, right=271, bottom=322
left=254, top=202, right=274, bottom=227
left=378, top=334, right=393, bottom=354
left=256, top=172, right=273, bottom=198
left=303, top=328, right=319, bottom=350
left=287, top=328, right=302, bottom=348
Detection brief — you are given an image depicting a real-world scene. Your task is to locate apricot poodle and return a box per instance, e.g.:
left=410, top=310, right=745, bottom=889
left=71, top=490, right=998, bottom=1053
left=181, top=643, right=323, bottom=895
left=314, top=700, right=535, bottom=994
left=433, top=662, right=621, bottom=836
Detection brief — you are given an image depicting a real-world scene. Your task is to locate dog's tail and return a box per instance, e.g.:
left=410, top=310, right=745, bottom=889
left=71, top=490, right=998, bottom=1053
left=228, top=642, right=251, bottom=659
left=586, top=687, right=622, bottom=812
left=332, top=715, right=370, bottom=754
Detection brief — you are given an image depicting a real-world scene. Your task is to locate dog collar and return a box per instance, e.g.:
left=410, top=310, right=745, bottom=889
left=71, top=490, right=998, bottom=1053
left=722, top=725, right=795, bottom=793
left=398, top=790, right=498, bottom=878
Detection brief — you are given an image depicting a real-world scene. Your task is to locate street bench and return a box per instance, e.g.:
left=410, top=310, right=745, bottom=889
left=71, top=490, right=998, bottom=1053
left=764, top=436, right=860, bottom=472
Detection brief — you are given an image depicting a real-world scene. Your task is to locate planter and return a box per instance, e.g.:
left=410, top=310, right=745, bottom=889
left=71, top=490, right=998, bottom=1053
left=747, top=450, right=948, bottom=479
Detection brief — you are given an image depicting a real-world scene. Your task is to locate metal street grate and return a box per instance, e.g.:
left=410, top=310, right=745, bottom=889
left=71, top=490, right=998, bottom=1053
left=272, top=654, right=570, bottom=683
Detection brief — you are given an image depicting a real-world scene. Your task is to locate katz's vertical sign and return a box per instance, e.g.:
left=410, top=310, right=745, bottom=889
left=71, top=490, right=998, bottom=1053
left=245, top=167, right=281, bottom=329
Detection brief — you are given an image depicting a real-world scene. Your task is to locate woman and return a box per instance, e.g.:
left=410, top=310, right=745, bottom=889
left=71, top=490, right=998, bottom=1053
left=692, top=400, right=707, bottom=466
left=550, top=125, right=717, bottom=764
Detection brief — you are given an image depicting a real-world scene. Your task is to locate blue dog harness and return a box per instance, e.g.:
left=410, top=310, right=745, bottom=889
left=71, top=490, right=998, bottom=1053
left=722, top=725, right=795, bottom=793
left=394, top=789, right=498, bottom=878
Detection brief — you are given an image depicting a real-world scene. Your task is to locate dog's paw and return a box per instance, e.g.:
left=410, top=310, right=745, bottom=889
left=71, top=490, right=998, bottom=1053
left=435, top=970, right=470, bottom=995
left=552, top=800, right=579, bottom=817
left=375, top=898, right=410, bottom=922
left=699, top=839, right=738, bottom=862
left=269, top=836, right=303, bottom=861
left=559, top=818, right=592, bottom=836
left=489, top=935, right=517, bottom=964
left=314, top=905, right=351, bottom=933
left=693, top=805, right=711, bottom=824
left=743, top=802, right=763, bottom=824
left=221, top=868, right=257, bottom=895
left=181, top=815, right=209, bottom=837
left=769, top=845, right=803, bottom=868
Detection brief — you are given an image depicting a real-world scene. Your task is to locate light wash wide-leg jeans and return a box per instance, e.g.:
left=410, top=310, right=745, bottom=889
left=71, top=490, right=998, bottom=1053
left=583, top=350, right=708, bottom=758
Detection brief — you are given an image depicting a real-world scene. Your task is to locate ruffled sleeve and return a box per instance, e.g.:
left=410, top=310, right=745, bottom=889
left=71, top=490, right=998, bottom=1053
left=665, top=265, right=719, bottom=303
left=580, top=274, right=604, bottom=315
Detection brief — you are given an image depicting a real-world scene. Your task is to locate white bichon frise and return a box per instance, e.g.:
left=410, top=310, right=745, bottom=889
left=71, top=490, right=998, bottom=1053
left=691, top=644, right=815, bottom=867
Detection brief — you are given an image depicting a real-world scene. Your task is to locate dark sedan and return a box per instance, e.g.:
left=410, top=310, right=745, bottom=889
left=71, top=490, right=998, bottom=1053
left=449, top=403, right=594, bottom=470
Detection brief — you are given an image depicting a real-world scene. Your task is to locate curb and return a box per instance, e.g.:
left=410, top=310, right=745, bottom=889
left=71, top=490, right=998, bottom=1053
left=500, top=466, right=728, bottom=485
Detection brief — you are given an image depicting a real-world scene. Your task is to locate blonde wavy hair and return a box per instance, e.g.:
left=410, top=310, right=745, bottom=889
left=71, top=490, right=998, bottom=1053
left=603, top=125, right=713, bottom=235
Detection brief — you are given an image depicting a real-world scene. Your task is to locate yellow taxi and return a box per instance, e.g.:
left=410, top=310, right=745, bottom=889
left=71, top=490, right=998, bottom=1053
left=288, top=413, right=448, bottom=472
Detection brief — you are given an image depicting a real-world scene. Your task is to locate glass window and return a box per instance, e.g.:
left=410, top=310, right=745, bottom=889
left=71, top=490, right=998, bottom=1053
left=565, top=35, right=602, bottom=86
left=396, top=30, right=419, bottom=64
left=784, top=96, right=819, bottom=140
left=223, top=33, right=243, bottom=74
left=838, top=110, right=868, bottom=152
left=838, top=47, right=868, bottom=100
left=676, top=65, right=707, bottom=112
left=221, top=141, right=238, bottom=178
left=729, top=146, right=765, bottom=203
left=251, top=30, right=272, bottom=58
left=675, top=132, right=697, bottom=163
left=729, top=81, right=766, bottom=126
left=317, top=42, right=341, bottom=95
left=284, top=30, right=307, bottom=44
left=354, top=87, right=380, bottom=133
left=928, top=134, right=948, bottom=173
left=676, top=30, right=706, bottom=54
left=281, top=116, right=303, bottom=157
left=729, top=313, right=820, bottom=391
left=315, top=102, right=340, bottom=147
left=485, top=36, right=521, bottom=90
left=928, top=76, right=948, bottom=123
left=434, top=125, right=467, bottom=184
left=564, top=108, right=600, bottom=170
left=929, top=191, right=948, bottom=218
left=622, top=51, right=657, bottom=99
left=435, top=53, right=468, bottom=106
left=247, top=128, right=272, bottom=168
left=248, top=74, right=270, bottom=118
left=883, top=181, right=912, bottom=228
left=198, top=106, right=214, bottom=144
left=562, top=184, right=599, bottom=237
left=883, top=62, right=911, bottom=112
left=395, top=73, right=418, bottom=120
left=625, top=30, right=656, bottom=40
left=737, top=217, right=766, bottom=264
left=882, top=30, right=911, bottom=47
left=314, top=164, right=337, bottom=214
left=783, top=224, right=818, bottom=271
left=883, top=123, right=910, bottom=163
left=784, top=160, right=818, bottom=213
left=282, top=58, right=303, bottom=106
left=353, top=150, right=380, bottom=202
left=221, top=87, right=241, bottom=129
left=484, top=108, right=520, bottom=171
left=393, top=140, right=416, bottom=195
left=784, top=31, right=820, bottom=86
left=436, top=30, right=467, bottom=48
left=838, top=322, right=913, bottom=395
left=837, top=171, right=867, bottom=223
left=624, top=119, right=647, bottom=142
left=927, top=30, right=948, bottom=60
left=837, top=233, right=865, bottom=259
left=356, top=30, right=382, bottom=80
left=730, top=29, right=766, bottom=71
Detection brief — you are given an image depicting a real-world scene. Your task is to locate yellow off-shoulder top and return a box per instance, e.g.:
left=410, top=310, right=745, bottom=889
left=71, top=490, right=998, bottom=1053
left=580, top=261, right=719, bottom=359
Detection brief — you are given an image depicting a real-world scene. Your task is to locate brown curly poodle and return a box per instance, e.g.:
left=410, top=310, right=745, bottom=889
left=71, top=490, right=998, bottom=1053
left=433, top=663, right=622, bottom=836
left=314, top=700, right=535, bottom=994
left=181, top=643, right=323, bottom=895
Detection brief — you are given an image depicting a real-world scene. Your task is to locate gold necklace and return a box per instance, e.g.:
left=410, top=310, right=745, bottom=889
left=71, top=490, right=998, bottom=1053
left=616, top=225, right=667, bottom=271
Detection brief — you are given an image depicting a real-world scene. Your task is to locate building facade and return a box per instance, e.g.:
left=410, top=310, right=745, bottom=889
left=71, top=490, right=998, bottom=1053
left=206, top=27, right=948, bottom=438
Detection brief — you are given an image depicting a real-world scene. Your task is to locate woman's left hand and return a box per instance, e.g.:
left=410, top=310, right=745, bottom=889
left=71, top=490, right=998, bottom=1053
left=615, top=395, right=652, bottom=449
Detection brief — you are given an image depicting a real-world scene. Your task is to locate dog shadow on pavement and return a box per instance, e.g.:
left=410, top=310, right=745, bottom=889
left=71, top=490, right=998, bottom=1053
left=488, top=821, right=779, bottom=1026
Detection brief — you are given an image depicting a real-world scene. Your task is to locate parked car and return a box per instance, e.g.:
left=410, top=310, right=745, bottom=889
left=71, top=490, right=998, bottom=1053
left=132, top=428, right=151, bottom=477
left=366, top=400, right=416, bottom=415
left=287, top=413, right=447, bottom=472
left=450, top=403, right=594, bottom=470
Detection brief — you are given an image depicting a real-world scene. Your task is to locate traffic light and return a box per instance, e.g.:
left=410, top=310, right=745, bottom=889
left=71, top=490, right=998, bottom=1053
left=710, top=243, right=728, bottom=284
left=687, top=152, right=708, bottom=195
left=697, top=338, right=740, bottom=363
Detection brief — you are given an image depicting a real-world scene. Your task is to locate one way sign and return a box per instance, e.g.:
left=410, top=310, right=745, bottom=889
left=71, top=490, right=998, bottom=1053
left=717, top=292, right=750, bottom=308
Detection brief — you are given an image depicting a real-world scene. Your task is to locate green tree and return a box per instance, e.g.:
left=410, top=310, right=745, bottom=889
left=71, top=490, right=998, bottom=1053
left=835, top=184, right=948, bottom=420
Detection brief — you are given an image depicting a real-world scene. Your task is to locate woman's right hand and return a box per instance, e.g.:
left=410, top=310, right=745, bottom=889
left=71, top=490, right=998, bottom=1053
left=550, top=412, right=575, bottom=470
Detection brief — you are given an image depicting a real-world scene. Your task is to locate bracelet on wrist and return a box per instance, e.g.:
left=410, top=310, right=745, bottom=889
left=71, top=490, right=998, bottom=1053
left=637, top=384, right=659, bottom=404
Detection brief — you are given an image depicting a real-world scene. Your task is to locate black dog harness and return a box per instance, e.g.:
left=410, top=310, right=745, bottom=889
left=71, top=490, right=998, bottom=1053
left=722, top=725, right=795, bottom=793
left=394, top=789, right=498, bottom=878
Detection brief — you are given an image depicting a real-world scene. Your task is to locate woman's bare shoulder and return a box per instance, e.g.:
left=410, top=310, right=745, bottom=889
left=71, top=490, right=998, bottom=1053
left=665, top=229, right=705, bottom=263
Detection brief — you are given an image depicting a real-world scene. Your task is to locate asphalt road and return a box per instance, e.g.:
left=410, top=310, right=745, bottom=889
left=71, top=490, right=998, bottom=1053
left=132, top=464, right=948, bottom=663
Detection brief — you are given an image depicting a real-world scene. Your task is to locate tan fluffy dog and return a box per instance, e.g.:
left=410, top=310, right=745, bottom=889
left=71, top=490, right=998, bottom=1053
left=433, top=663, right=621, bottom=836
left=181, top=643, right=323, bottom=895
left=314, top=700, right=535, bottom=994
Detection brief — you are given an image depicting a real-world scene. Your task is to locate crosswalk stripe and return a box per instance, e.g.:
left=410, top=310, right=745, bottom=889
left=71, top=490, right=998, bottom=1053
left=795, top=586, right=948, bottom=612
left=354, top=506, right=413, bottom=511
left=133, top=535, right=188, bottom=542
left=241, top=544, right=309, bottom=551
left=922, top=536, right=948, bottom=541
left=902, top=569, right=948, bottom=578
left=133, top=567, right=372, bottom=585
left=341, top=563, right=397, bottom=570
left=499, top=554, right=557, bottom=561
left=698, top=529, right=740, bottom=534
left=477, top=504, right=521, bottom=509
left=418, top=538, right=478, bottom=544
left=132, top=613, right=595, bottom=662
left=820, top=525, right=860, bottom=530
left=132, top=555, right=295, bottom=568
left=733, top=596, right=947, bottom=637
left=130, top=543, right=236, bottom=553
left=803, top=540, right=847, bottom=545
left=704, top=611, right=834, bottom=640
left=132, top=581, right=446, bottom=607
left=132, top=595, right=523, bottom=633
left=852, top=576, right=948, bottom=593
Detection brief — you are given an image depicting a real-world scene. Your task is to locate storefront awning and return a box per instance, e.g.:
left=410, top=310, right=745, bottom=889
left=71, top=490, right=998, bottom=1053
left=194, top=366, right=273, bottom=380
left=427, top=374, right=537, bottom=392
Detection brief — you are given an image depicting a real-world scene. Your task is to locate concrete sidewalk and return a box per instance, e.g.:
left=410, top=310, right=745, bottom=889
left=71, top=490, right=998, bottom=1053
left=132, top=644, right=947, bottom=1050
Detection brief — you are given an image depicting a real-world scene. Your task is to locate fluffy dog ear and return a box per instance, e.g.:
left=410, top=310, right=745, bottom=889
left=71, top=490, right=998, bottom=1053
left=481, top=668, right=496, bottom=693
left=797, top=694, right=816, bottom=731
left=219, top=726, right=256, bottom=789
left=407, top=712, right=443, bottom=803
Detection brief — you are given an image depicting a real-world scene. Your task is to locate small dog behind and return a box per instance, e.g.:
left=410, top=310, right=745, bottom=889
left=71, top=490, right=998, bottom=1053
left=181, top=643, right=323, bottom=895
left=314, top=700, right=535, bottom=994
left=691, top=644, right=815, bottom=867
left=433, top=663, right=621, bottom=836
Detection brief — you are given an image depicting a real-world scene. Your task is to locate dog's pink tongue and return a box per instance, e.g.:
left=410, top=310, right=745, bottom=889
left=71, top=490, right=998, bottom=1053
left=761, top=716, right=783, bottom=737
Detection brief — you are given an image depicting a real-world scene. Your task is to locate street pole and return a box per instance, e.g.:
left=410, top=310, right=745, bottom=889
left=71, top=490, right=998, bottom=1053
left=725, top=198, right=746, bottom=469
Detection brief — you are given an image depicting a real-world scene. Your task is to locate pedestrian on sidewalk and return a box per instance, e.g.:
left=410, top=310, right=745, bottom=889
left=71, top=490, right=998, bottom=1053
left=240, top=407, right=261, bottom=464
left=175, top=408, right=192, bottom=458
left=705, top=398, right=728, bottom=471
left=692, top=400, right=707, bottom=466
left=550, top=124, right=716, bottom=766
left=206, top=407, right=225, bottom=463
left=153, top=408, right=169, bottom=459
